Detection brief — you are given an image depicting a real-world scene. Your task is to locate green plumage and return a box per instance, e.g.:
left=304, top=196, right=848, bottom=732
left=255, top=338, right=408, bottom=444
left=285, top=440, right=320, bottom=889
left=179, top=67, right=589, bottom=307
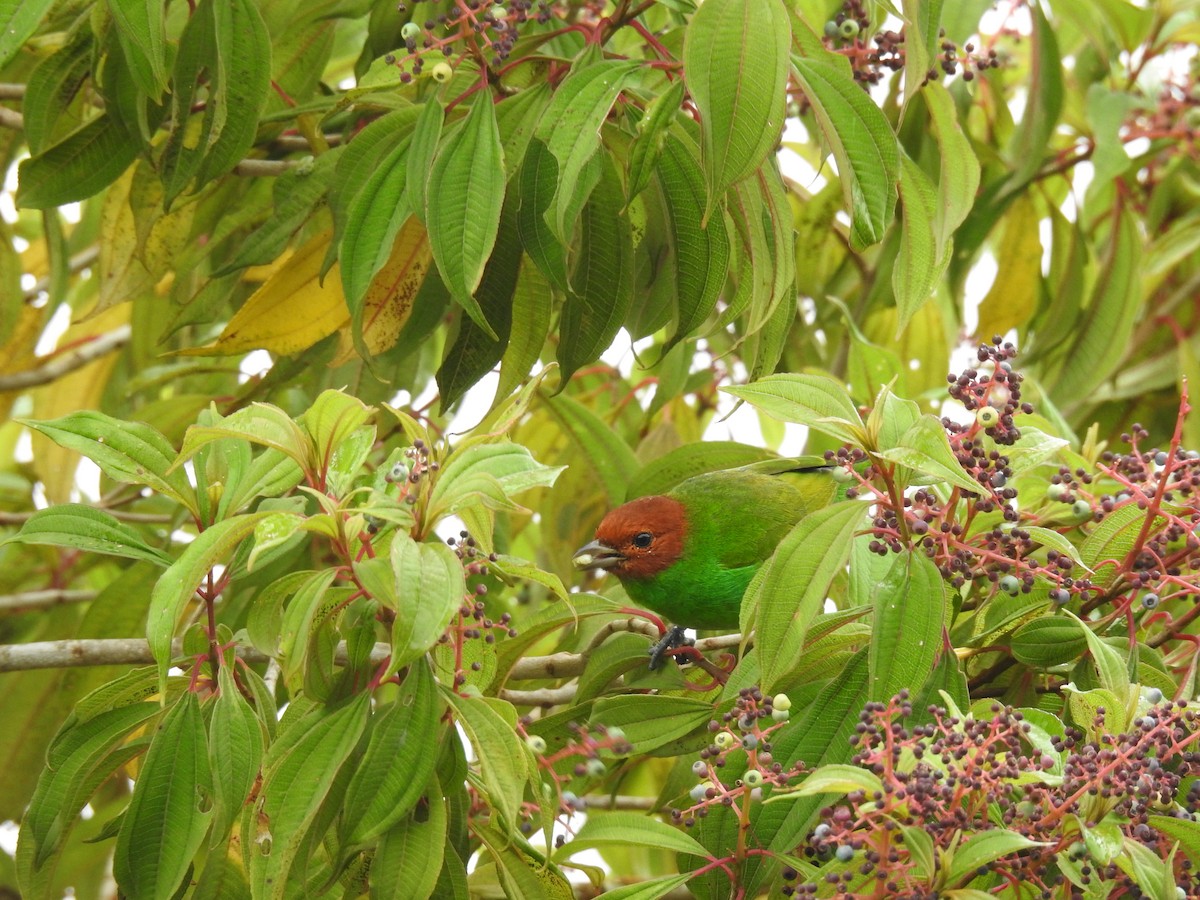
left=621, top=466, right=836, bottom=630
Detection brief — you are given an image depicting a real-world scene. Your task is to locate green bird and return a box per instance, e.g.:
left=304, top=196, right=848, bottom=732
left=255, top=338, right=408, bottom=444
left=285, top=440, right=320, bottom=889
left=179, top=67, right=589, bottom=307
left=572, top=461, right=836, bottom=663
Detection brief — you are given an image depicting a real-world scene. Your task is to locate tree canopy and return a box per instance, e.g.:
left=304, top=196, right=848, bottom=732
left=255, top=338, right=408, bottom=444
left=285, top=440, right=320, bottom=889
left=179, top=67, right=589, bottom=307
left=2, top=0, right=1200, bottom=896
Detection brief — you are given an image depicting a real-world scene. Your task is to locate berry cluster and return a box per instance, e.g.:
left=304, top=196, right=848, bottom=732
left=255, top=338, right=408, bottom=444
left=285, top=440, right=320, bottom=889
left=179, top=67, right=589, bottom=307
left=383, top=437, right=437, bottom=504
left=387, top=0, right=551, bottom=82
left=816, top=0, right=1001, bottom=89
left=668, top=689, right=804, bottom=830
left=801, top=693, right=1200, bottom=898
left=517, top=721, right=633, bottom=829
left=436, top=529, right=515, bottom=688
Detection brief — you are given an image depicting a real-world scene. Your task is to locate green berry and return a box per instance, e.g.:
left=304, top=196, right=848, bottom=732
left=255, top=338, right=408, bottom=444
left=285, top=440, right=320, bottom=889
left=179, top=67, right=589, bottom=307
left=999, top=575, right=1020, bottom=595
left=771, top=708, right=790, bottom=723
left=714, top=731, right=735, bottom=750
left=401, top=22, right=421, bottom=41
left=743, top=769, right=764, bottom=788
left=1071, top=499, right=1092, bottom=518
left=585, top=758, right=607, bottom=778
left=431, top=61, right=453, bottom=83
left=772, top=693, right=791, bottom=712
left=838, top=19, right=859, bottom=39
left=975, top=406, right=1000, bottom=428
left=525, top=735, right=547, bottom=754
left=1046, top=482, right=1069, bottom=501
left=823, top=20, right=839, bottom=38
left=492, top=5, right=508, bottom=19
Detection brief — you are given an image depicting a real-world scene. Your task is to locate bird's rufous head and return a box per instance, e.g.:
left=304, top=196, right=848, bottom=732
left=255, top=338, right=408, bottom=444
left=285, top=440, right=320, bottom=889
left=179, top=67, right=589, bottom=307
left=572, top=495, right=687, bottom=580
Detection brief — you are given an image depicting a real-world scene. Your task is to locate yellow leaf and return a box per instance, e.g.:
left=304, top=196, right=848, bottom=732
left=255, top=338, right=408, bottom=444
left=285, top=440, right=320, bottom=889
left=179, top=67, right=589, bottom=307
left=0, top=304, right=50, bottom=422
left=331, top=216, right=430, bottom=365
left=975, top=195, right=1042, bottom=339
left=181, top=231, right=350, bottom=356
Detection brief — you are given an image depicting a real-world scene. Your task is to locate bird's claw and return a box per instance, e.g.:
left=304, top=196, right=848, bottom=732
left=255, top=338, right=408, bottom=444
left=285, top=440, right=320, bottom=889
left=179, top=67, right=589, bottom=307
left=648, top=625, right=692, bottom=670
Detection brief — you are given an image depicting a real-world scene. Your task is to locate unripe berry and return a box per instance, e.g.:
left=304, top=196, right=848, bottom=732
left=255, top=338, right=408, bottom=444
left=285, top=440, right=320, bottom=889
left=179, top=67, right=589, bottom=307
left=525, top=735, right=547, bottom=754
left=492, top=5, right=507, bottom=19
left=692, top=760, right=707, bottom=777
left=835, top=844, right=854, bottom=862
left=585, top=758, right=607, bottom=778
left=690, top=782, right=711, bottom=802
left=1047, top=482, right=1069, bottom=501
left=1071, top=499, right=1092, bottom=518
left=431, top=61, right=453, bottom=82
left=401, top=22, right=421, bottom=41
left=975, top=406, right=1000, bottom=428
left=1141, top=592, right=1160, bottom=609
left=743, top=769, right=764, bottom=788
left=999, top=575, right=1019, bottom=595
left=823, top=20, right=839, bottom=38
left=772, top=693, right=792, bottom=712
left=771, top=708, right=790, bottom=722
left=838, top=19, right=859, bottom=38
left=714, top=731, right=735, bottom=750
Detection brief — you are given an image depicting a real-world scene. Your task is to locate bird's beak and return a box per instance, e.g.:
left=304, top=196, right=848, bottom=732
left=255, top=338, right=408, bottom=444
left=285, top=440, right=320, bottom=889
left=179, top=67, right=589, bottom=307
left=572, top=540, right=625, bottom=571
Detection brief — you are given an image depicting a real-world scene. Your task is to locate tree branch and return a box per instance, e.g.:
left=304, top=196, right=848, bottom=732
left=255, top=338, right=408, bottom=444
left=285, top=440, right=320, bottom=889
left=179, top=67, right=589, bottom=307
left=0, top=324, right=131, bottom=390
left=0, top=106, right=22, bottom=130
left=0, top=638, right=391, bottom=672
left=23, top=245, right=100, bottom=302
left=0, top=589, right=98, bottom=613
left=233, top=158, right=303, bottom=176
left=0, top=83, right=24, bottom=99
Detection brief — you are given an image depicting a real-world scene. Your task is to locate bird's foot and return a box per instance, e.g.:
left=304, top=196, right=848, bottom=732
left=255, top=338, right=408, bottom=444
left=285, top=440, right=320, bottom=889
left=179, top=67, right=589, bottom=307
left=648, top=625, right=692, bottom=670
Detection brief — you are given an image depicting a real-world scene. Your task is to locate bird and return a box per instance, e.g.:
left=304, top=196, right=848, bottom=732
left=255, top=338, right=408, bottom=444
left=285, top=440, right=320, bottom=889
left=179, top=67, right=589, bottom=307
left=572, top=461, right=837, bottom=666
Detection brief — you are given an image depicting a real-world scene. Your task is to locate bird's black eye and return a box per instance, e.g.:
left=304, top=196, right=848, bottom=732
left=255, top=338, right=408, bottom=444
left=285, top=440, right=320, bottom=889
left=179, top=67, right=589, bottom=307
left=632, top=531, right=653, bottom=549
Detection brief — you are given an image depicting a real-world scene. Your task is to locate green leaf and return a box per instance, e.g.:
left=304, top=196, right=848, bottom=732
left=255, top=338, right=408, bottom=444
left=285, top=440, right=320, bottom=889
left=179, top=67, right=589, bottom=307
left=516, top=138, right=569, bottom=293
left=208, top=665, right=265, bottom=847
left=1080, top=504, right=1161, bottom=587
left=0, top=0, right=54, bottom=68
left=748, top=501, right=867, bottom=693
left=626, top=79, right=685, bottom=206
left=924, top=81, right=980, bottom=251
left=20, top=412, right=197, bottom=515
left=341, top=660, right=442, bottom=850
left=877, top=415, right=987, bottom=495
left=113, top=693, right=213, bottom=900
left=302, top=389, right=375, bottom=472
left=791, top=54, right=898, bottom=249
left=722, top=373, right=865, bottom=444
left=683, top=0, right=789, bottom=217
left=177, top=403, right=313, bottom=473
left=1011, top=617, right=1089, bottom=667
left=892, top=153, right=947, bottom=334
left=588, top=695, right=714, bottom=754
left=147, top=512, right=272, bottom=691
left=370, top=781, right=448, bottom=900
left=1008, top=0, right=1063, bottom=187
left=656, top=135, right=731, bottom=350
left=868, top=551, right=946, bottom=700
left=16, top=112, right=137, bottom=209
left=534, top=54, right=639, bottom=241
left=558, top=155, right=634, bottom=381
left=946, top=829, right=1048, bottom=887
left=1148, top=814, right=1200, bottom=867
left=382, top=534, right=465, bottom=673
left=5, top=504, right=171, bottom=566
left=553, top=811, right=709, bottom=862
left=22, top=29, right=94, bottom=155
left=792, top=764, right=884, bottom=797
left=447, top=693, right=529, bottom=825
left=582, top=873, right=693, bottom=900
left=543, top=394, right=640, bottom=505
left=108, top=0, right=170, bottom=100
left=426, top=93, right=505, bottom=337
left=494, top=256, right=553, bottom=403
left=427, top=442, right=564, bottom=523
left=405, top=99, right=444, bottom=224
left=251, top=695, right=371, bottom=900
left=339, top=139, right=413, bottom=317
left=1062, top=610, right=1131, bottom=699
left=1116, top=837, right=1176, bottom=900
left=18, top=700, right=159, bottom=876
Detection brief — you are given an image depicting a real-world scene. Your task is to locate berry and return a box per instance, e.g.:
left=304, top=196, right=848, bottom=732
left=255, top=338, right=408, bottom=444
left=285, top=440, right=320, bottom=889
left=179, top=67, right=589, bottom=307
left=692, top=760, right=707, bottom=777
left=772, top=693, right=792, bottom=712
left=743, top=769, right=764, bottom=788
left=585, top=758, right=607, bottom=778
left=835, top=843, right=854, bottom=862
left=525, top=735, right=547, bottom=754
left=431, top=61, right=453, bottom=82
left=999, top=575, right=1020, bottom=595
left=1047, top=483, right=1069, bottom=501
left=838, top=19, right=859, bottom=39
left=714, top=731, right=735, bottom=750
left=1141, top=592, right=1160, bottom=609
left=401, top=21, right=421, bottom=40
left=1071, top=499, right=1092, bottom=518
left=976, top=406, right=1000, bottom=428
left=823, top=20, right=839, bottom=38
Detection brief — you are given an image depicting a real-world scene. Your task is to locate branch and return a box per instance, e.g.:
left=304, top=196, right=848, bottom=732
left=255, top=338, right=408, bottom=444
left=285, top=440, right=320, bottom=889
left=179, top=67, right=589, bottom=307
left=507, top=632, right=745, bottom=681
left=0, top=589, right=97, bottom=613
left=0, top=323, right=131, bottom=390
left=0, top=83, right=25, bottom=99
left=499, top=684, right=579, bottom=706
left=0, top=638, right=391, bottom=672
left=233, top=158, right=303, bottom=176
left=23, top=245, right=100, bottom=303
left=0, top=106, right=21, bottom=130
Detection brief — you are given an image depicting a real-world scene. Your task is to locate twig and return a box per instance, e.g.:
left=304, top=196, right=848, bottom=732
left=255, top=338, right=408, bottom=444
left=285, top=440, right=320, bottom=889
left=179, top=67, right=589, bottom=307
left=0, top=589, right=98, bottom=613
left=507, top=632, right=745, bottom=681
left=0, top=324, right=131, bottom=390
left=0, top=638, right=392, bottom=672
left=499, top=684, right=579, bottom=706
left=582, top=795, right=657, bottom=811
left=233, top=158, right=302, bottom=177
left=0, top=106, right=22, bottom=130
left=0, top=83, right=25, bottom=99
left=23, top=245, right=100, bottom=302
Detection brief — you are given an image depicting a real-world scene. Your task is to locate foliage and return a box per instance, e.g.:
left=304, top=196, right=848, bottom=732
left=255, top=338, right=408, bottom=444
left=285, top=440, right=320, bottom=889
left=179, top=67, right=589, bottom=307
left=1, top=0, right=1199, bottom=897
